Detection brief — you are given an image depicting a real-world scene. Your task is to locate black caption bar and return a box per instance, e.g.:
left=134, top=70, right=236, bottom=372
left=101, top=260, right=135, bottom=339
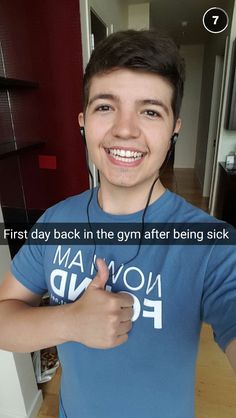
left=0, top=222, right=235, bottom=245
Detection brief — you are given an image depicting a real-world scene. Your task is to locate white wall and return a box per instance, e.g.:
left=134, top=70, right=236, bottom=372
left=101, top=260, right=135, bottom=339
left=217, top=0, right=236, bottom=161
left=210, top=0, right=236, bottom=213
left=128, top=3, right=150, bottom=29
left=0, top=350, right=42, bottom=418
left=194, top=27, right=228, bottom=191
left=217, top=48, right=236, bottom=159
left=174, top=44, right=204, bottom=168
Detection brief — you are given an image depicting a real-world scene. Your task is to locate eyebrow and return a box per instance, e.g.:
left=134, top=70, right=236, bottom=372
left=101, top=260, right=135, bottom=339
left=88, top=94, right=170, bottom=115
left=138, top=99, right=170, bottom=116
left=88, top=94, right=118, bottom=106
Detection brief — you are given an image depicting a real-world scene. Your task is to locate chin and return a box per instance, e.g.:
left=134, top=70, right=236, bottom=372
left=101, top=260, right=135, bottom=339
left=109, top=179, right=135, bottom=188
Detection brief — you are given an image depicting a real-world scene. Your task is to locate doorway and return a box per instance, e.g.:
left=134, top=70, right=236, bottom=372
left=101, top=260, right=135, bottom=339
left=90, top=9, right=107, bottom=49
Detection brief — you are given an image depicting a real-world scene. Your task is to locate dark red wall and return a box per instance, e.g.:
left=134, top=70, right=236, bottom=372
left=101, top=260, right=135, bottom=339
left=0, top=0, right=89, bottom=211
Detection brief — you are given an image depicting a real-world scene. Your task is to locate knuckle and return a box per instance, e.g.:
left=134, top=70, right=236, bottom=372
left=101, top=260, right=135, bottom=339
left=127, top=307, right=133, bottom=318
left=107, top=333, right=116, bottom=347
left=107, top=295, right=116, bottom=309
left=122, top=292, right=133, bottom=302
left=111, top=296, right=120, bottom=309
left=108, top=313, right=119, bottom=328
left=128, top=320, right=133, bottom=331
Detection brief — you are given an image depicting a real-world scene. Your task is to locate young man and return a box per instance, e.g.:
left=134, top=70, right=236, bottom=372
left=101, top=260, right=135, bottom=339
left=0, top=30, right=235, bottom=418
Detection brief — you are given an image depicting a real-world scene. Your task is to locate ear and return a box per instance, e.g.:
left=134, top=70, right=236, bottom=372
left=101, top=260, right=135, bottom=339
left=168, top=118, right=182, bottom=149
left=174, top=118, right=181, bottom=134
left=78, top=112, right=85, bottom=128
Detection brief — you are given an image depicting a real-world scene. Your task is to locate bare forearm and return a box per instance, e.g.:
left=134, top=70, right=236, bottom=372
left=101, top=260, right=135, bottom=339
left=226, top=339, right=236, bottom=374
left=0, top=259, right=134, bottom=352
left=0, top=300, right=71, bottom=352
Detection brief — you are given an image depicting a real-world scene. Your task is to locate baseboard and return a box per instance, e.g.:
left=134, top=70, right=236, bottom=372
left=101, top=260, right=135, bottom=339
left=27, top=389, right=43, bottom=418
left=0, top=389, right=43, bottom=418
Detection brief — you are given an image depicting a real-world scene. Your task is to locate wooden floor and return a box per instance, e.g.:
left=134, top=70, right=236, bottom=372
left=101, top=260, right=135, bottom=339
left=37, top=169, right=236, bottom=417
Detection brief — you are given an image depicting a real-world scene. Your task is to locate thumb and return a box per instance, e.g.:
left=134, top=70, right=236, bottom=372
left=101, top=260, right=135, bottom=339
left=89, top=258, right=109, bottom=290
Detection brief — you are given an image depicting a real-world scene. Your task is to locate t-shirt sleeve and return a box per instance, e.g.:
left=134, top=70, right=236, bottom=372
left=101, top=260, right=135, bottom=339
left=11, top=212, right=48, bottom=295
left=201, top=243, right=236, bottom=351
left=11, top=241, right=47, bottom=295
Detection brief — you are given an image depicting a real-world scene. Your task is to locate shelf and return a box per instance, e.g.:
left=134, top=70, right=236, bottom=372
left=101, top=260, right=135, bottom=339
left=0, top=76, right=39, bottom=89
left=216, top=162, right=236, bottom=227
left=0, top=141, right=45, bottom=159
left=220, top=162, right=236, bottom=175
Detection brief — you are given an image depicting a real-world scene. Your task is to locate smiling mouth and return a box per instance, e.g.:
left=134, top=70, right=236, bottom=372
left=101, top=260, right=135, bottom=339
left=104, top=147, right=145, bottom=162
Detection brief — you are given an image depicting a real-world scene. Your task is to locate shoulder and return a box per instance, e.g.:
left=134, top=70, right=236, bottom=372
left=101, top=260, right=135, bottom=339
left=166, top=191, right=219, bottom=223
left=38, top=188, right=95, bottom=222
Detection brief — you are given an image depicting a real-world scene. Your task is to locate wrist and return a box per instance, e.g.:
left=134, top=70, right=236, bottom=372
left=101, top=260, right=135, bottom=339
left=59, top=301, right=82, bottom=344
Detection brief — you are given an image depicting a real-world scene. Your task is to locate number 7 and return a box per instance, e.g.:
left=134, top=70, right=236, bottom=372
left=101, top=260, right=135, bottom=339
left=212, top=15, right=219, bottom=25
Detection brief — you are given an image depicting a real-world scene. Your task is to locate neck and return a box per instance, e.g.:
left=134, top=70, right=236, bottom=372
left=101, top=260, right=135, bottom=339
left=97, top=177, right=166, bottom=215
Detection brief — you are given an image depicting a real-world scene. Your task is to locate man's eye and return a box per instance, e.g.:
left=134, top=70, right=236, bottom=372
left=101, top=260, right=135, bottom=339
left=95, top=105, right=112, bottom=112
left=143, top=109, right=159, bottom=117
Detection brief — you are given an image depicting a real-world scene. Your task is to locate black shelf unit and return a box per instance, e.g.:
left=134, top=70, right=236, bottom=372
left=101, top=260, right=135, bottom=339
left=0, top=141, right=45, bottom=160
left=215, top=162, right=236, bottom=227
left=0, top=76, right=39, bottom=89
left=0, top=75, right=43, bottom=157
left=0, top=74, right=44, bottom=257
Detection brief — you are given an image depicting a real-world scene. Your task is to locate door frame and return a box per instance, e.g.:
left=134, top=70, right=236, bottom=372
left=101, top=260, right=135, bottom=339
left=79, top=0, right=111, bottom=187
left=209, top=37, right=229, bottom=214
left=202, top=55, right=224, bottom=198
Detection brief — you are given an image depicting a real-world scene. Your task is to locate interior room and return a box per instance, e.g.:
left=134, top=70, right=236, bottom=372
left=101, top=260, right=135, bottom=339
left=0, top=0, right=236, bottom=417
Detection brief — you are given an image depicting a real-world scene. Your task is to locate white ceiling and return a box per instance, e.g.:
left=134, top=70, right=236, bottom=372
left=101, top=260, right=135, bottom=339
left=124, top=0, right=234, bottom=44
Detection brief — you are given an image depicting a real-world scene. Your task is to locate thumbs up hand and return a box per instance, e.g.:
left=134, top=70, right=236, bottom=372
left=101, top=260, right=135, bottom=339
left=66, top=258, right=134, bottom=349
left=89, top=258, right=110, bottom=290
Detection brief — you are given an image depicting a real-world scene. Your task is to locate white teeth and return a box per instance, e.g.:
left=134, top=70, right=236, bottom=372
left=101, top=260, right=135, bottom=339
left=114, top=156, right=138, bottom=162
left=107, top=148, right=143, bottom=160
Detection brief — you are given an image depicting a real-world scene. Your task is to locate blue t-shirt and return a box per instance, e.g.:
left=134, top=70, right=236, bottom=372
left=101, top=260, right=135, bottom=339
left=11, top=189, right=236, bottom=418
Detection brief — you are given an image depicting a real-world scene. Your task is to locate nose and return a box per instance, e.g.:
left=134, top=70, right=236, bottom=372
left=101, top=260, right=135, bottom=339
left=111, top=110, right=141, bottom=139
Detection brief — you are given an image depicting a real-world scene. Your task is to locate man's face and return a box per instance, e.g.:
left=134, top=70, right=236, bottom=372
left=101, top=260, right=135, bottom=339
left=79, top=69, right=181, bottom=190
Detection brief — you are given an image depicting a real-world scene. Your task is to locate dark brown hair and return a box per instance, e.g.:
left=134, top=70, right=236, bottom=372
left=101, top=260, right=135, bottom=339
left=83, top=30, right=185, bottom=121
